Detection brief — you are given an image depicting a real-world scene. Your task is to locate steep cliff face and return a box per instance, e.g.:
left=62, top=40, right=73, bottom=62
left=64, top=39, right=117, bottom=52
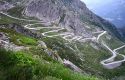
left=25, top=0, right=92, bottom=37
left=24, top=0, right=122, bottom=40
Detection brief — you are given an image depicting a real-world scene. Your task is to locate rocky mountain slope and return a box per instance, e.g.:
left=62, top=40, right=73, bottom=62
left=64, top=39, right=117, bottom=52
left=24, top=0, right=123, bottom=39
left=0, top=0, right=125, bottom=80
left=83, top=0, right=125, bottom=41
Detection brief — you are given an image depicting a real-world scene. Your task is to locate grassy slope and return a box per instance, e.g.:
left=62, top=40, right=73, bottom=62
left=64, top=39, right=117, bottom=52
left=0, top=28, right=37, bottom=46
left=0, top=25, right=100, bottom=80
left=42, top=37, right=125, bottom=79
left=101, top=33, right=124, bottom=49
left=1, top=25, right=124, bottom=80
left=0, top=48, right=99, bottom=80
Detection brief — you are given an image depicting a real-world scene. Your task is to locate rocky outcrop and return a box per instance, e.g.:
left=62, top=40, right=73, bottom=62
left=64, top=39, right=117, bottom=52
left=63, top=59, right=82, bottom=73
left=0, top=32, right=26, bottom=51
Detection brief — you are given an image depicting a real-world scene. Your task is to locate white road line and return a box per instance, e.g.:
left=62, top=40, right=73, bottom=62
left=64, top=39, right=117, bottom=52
left=0, top=12, right=42, bottom=22
left=41, top=28, right=65, bottom=36
left=93, top=31, right=104, bottom=34
left=113, top=45, right=125, bottom=52
left=97, top=31, right=107, bottom=42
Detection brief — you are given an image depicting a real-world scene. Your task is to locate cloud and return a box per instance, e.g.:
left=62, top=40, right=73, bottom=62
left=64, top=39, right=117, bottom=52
left=117, top=17, right=123, bottom=20
left=104, top=17, right=114, bottom=21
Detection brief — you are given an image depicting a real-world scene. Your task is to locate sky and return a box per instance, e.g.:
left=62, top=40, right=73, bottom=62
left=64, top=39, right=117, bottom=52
left=80, top=0, right=113, bottom=10
left=80, top=0, right=125, bottom=27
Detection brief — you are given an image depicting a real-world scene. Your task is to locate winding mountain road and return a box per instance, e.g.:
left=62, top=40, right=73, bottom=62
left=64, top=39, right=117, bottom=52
left=97, top=31, right=125, bottom=69
left=1, top=12, right=125, bottom=69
